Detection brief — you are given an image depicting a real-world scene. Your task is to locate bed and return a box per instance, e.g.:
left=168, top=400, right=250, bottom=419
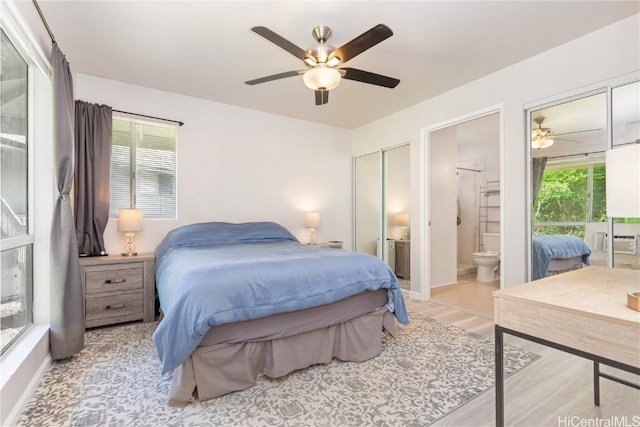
left=152, top=221, right=409, bottom=405
left=532, top=234, right=592, bottom=281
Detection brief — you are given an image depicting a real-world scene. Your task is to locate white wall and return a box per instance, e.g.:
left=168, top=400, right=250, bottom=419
left=75, top=74, right=353, bottom=254
left=352, top=14, right=640, bottom=294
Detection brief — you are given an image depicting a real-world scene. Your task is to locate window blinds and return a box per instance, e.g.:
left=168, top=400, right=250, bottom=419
left=110, top=117, right=177, bottom=218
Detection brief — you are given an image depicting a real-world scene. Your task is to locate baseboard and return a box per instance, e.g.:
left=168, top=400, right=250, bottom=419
left=3, top=352, right=51, bottom=427
left=0, top=325, right=50, bottom=427
left=408, top=290, right=423, bottom=300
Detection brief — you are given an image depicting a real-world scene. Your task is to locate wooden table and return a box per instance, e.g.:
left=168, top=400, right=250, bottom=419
left=493, top=266, right=640, bottom=426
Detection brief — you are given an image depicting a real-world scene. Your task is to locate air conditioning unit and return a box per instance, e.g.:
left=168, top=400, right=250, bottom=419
left=594, top=232, right=639, bottom=255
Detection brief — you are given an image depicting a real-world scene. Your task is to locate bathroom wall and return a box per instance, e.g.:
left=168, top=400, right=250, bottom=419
left=456, top=113, right=500, bottom=267
left=456, top=159, right=485, bottom=268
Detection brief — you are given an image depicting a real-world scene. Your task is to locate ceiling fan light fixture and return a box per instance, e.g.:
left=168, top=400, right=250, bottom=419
left=532, top=137, right=554, bottom=150
left=303, top=66, right=341, bottom=91
left=326, top=56, right=340, bottom=67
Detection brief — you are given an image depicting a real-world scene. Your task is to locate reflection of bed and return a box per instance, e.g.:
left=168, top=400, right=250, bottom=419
left=532, top=235, right=592, bottom=280
left=152, top=221, right=409, bottom=405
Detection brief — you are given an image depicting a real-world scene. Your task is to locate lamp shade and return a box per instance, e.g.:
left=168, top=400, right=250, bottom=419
left=305, top=211, right=320, bottom=228
left=396, top=213, right=409, bottom=227
left=303, top=67, right=341, bottom=91
left=118, top=208, right=143, bottom=232
left=532, top=138, right=554, bottom=150
left=606, top=144, right=640, bottom=217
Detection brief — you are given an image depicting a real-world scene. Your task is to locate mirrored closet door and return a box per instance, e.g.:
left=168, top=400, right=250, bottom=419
left=383, top=145, right=410, bottom=283
left=610, top=81, right=640, bottom=271
left=528, top=79, right=640, bottom=279
left=354, top=152, right=381, bottom=257
left=354, top=144, right=410, bottom=287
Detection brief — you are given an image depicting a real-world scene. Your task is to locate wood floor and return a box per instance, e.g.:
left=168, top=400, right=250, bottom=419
left=430, top=273, right=498, bottom=319
left=405, top=294, right=640, bottom=426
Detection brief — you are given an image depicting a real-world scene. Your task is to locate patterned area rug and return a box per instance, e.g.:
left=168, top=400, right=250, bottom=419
left=18, top=313, right=538, bottom=426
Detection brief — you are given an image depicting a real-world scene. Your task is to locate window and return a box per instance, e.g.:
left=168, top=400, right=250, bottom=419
left=0, top=29, right=33, bottom=355
left=533, top=157, right=605, bottom=238
left=110, top=117, right=177, bottom=218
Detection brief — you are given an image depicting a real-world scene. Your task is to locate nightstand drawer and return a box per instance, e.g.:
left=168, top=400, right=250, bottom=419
left=85, top=264, right=143, bottom=294
left=85, top=291, right=144, bottom=328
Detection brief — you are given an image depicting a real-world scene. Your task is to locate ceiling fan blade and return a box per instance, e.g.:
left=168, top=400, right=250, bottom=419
left=555, top=137, right=584, bottom=143
left=315, top=89, right=329, bottom=106
left=331, top=24, right=393, bottom=64
left=553, top=128, right=604, bottom=137
left=251, top=26, right=308, bottom=60
left=245, top=70, right=304, bottom=85
left=341, top=68, right=400, bottom=88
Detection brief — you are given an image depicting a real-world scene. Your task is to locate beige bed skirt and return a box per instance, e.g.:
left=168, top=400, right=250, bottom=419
left=547, top=256, right=584, bottom=276
left=168, top=291, right=395, bottom=405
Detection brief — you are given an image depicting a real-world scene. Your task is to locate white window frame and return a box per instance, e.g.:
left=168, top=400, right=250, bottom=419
left=0, top=26, right=34, bottom=355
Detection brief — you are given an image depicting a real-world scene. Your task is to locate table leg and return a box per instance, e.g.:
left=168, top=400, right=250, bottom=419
left=495, top=326, right=504, bottom=427
left=593, top=361, right=600, bottom=406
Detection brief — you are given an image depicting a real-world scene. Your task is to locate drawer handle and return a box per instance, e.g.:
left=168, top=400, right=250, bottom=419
left=105, top=303, right=128, bottom=310
left=105, top=278, right=126, bottom=284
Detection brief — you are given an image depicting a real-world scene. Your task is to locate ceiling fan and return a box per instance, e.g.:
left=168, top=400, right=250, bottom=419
left=531, top=116, right=603, bottom=149
left=532, top=117, right=555, bottom=149
left=244, top=24, right=400, bottom=106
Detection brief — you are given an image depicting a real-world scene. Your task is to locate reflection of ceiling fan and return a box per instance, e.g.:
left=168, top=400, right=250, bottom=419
left=532, top=116, right=603, bottom=149
left=532, top=117, right=555, bottom=149
left=245, top=24, right=400, bottom=106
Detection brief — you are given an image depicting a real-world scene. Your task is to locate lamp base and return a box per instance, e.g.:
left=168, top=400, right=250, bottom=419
left=121, top=251, right=138, bottom=257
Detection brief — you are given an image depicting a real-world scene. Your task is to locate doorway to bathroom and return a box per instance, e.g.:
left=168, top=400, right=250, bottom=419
left=422, top=108, right=502, bottom=318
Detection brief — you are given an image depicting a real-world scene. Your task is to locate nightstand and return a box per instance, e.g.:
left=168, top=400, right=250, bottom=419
left=395, top=240, right=410, bottom=279
left=317, top=241, right=343, bottom=249
left=79, top=253, right=155, bottom=328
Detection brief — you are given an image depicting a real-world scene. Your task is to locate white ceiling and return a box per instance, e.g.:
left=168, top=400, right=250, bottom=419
left=22, top=1, right=640, bottom=129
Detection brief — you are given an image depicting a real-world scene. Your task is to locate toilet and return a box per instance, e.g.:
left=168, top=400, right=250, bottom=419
left=472, top=233, right=500, bottom=282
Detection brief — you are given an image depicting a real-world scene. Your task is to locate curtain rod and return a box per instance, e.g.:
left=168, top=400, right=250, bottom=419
left=32, top=0, right=55, bottom=44
left=543, top=151, right=605, bottom=160
left=30, top=1, right=184, bottom=128
left=112, top=109, right=184, bottom=127
left=543, top=141, right=639, bottom=160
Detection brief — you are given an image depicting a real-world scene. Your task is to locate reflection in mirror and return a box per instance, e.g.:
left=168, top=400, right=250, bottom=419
left=383, top=145, right=410, bottom=289
left=354, top=152, right=381, bottom=256
left=530, top=92, right=607, bottom=280
left=610, top=81, right=640, bottom=270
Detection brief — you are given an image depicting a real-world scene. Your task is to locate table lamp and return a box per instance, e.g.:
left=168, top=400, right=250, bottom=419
left=305, top=211, right=320, bottom=245
left=118, top=208, right=143, bottom=256
left=397, top=213, right=409, bottom=240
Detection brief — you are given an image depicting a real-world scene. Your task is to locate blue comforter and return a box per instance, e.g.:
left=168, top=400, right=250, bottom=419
left=152, top=221, right=409, bottom=374
left=532, top=234, right=591, bottom=281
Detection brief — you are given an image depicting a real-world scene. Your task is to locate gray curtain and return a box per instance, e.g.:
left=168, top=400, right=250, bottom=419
left=50, top=43, right=84, bottom=359
left=532, top=156, right=548, bottom=204
left=74, top=101, right=112, bottom=256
